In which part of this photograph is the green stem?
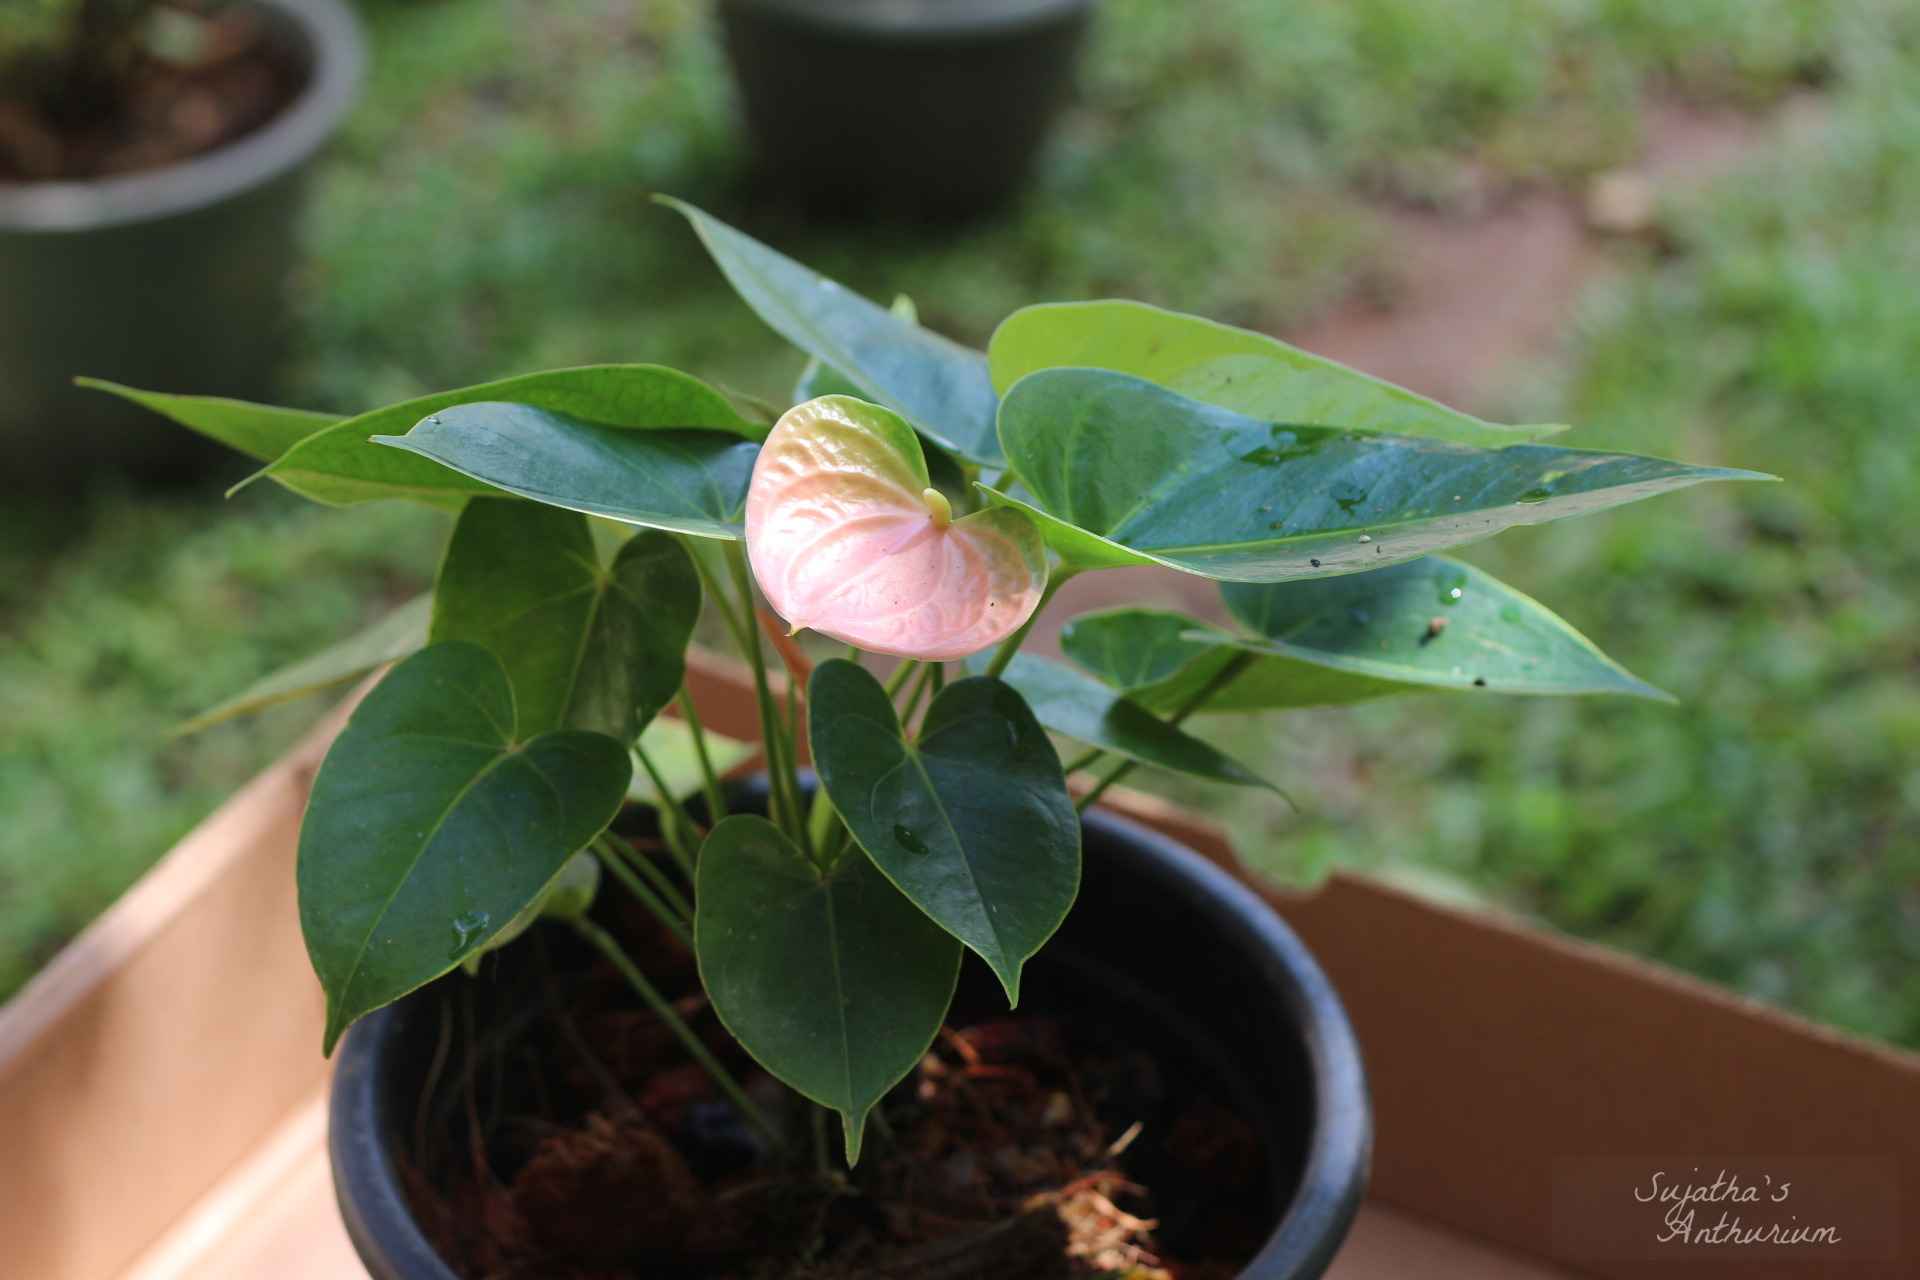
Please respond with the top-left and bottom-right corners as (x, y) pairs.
(1076, 651), (1255, 814)
(591, 838), (692, 947)
(676, 687), (728, 826)
(571, 918), (782, 1146)
(600, 832), (693, 920)
(724, 542), (806, 851)
(1061, 745), (1105, 776)
(883, 659), (921, 699)
(983, 565), (1081, 680)
(635, 741), (700, 877)
(898, 661), (937, 726)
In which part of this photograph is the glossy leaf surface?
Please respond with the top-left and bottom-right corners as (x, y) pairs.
(382, 403), (761, 539)
(988, 300), (1562, 446)
(696, 815), (960, 1164)
(79, 378), (339, 462)
(808, 659), (1078, 1003)
(175, 595), (429, 736)
(665, 199), (1001, 464)
(1061, 556), (1670, 711)
(746, 397), (1043, 659)
(988, 369), (1773, 581)
(300, 643), (631, 1052)
(268, 364), (756, 508)
(982, 652), (1278, 789)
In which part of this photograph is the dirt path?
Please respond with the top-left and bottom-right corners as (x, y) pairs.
(1032, 96), (1816, 649)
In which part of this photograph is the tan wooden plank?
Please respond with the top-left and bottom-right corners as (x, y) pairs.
(113, 1084), (1582, 1280)
(0, 703), (347, 1280)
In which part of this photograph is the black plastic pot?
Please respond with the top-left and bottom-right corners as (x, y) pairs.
(0, 0), (363, 482)
(331, 795), (1371, 1279)
(715, 0), (1093, 217)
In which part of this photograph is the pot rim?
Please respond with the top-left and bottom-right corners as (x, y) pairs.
(330, 799), (1371, 1279)
(718, 0), (1095, 43)
(0, 0), (364, 233)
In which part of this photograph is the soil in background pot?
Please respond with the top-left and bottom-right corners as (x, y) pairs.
(0, 2), (305, 183)
(394, 830), (1278, 1280)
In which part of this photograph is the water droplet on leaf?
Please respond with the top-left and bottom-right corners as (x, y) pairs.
(449, 911), (490, 957)
(893, 824), (930, 855)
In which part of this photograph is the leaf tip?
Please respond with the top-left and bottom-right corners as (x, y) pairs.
(224, 465), (270, 499)
(840, 1108), (867, 1167)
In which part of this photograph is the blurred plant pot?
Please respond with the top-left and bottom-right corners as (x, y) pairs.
(715, 0), (1093, 217)
(0, 0), (363, 483)
(328, 786), (1372, 1279)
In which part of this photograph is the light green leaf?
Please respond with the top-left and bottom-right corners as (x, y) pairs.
(988, 369), (1775, 581)
(1060, 556), (1671, 711)
(300, 643), (632, 1052)
(431, 501), (702, 738)
(808, 659), (1078, 1003)
(987, 299), (1562, 447)
(79, 377), (339, 462)
(379, 402), (761, 539)
(174, 595), (430, 736)
(625, 716), (756, 809)
(663, 198), (1001, 464)
(264, 364), (758, 509)
(695, 815), (960, 1165)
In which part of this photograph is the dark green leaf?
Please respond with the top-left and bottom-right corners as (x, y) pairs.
(174, 595), (430, 736)
(431, 501), (702, 738)
(663, 199), (1001, 464)
(988, 369), (1775, 581)
(79, 377), (338, 462)
(696, 815), (960, 1164)
(808, 659), (1078, 1003)
(301, 643), (632, 1052)
(379, 402), (760, 539)
(1061, 556), (1671, 710)
(975, 653), (1278, 790)
(265, 364), (758, 509)
(988, 300), (1564, 446)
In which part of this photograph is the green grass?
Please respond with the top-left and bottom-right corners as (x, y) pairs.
(4, 0), (1913, 1042)
(1164, 14), (1920, 1045)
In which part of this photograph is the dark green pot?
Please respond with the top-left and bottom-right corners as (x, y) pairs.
(716, 0), (1094, 218)
(0, 0), (363, 483)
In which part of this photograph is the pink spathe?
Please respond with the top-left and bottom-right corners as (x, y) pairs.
(744, 397), (1045, 660)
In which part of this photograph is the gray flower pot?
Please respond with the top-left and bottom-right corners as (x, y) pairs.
(716, 0), (1094, 217)
(0, 0), (364, 482)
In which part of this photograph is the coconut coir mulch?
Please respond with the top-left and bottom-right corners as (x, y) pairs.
(400, 853), (1271, 1280)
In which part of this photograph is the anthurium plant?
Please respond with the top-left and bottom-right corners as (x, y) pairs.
(102, 199), (1770, 1164)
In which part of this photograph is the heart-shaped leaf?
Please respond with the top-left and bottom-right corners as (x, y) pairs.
(432, 500), (702, 738)
(174, 595), (430, 736)
(978, 652), (1279, 791)
(664, 198), (1002, 464)
(746, 396), (1044, 660)
(809, 659), (1079, 1003)
(988, 369), (1775, 581)
(300, 643), (632, 1052)
(1061, 556), (1670, 711)
(79, 378), (340, 462)
(381, 403), (762, 539)
(263, 364), (758, 509)
(696, 815), (961, 1165)
(988, 300), (1563, 447)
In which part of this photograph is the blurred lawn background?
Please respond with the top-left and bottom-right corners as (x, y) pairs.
(3, 0), (1915, 1041)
